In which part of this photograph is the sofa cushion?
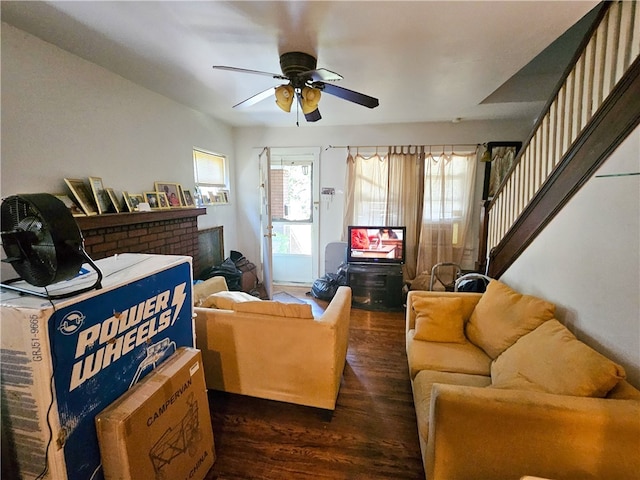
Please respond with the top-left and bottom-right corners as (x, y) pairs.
(233, 300), (314, 319)
(466, 280), (555, 359)
(202, 290), (258, 309)
(492, 319), (626, 397)
(412, 370), (491, 443)
(412, 296), (466, 343)
(406, 331), (491, 379)
(193, 276), (229, 306)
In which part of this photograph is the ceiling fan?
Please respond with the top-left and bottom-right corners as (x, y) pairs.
(213, 51), (379, 123)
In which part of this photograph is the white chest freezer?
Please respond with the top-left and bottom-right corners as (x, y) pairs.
(1, 253), (195, 480)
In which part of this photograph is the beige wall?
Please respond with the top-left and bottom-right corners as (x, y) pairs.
(1, 22), (237, 240)
(501, 126), (640, 387)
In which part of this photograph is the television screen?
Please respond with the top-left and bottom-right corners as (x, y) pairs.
(347, 226), (406, 264)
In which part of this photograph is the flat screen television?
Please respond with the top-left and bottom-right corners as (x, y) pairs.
(347, 226), (406, 264)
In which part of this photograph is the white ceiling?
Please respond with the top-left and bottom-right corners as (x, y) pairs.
(1, 1), (599, 128)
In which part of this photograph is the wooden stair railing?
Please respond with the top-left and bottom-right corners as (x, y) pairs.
(484, 1), (640, 278)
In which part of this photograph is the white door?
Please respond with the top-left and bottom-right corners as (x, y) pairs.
(269, 147), (320, 285)
(258, 148), (273, 299)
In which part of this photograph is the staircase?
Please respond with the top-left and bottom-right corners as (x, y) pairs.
(485, 1), (640, 277)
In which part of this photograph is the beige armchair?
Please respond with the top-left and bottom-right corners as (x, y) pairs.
(194, 284), (352, 410)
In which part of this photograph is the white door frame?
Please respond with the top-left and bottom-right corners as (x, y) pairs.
(267, 146), (320, 285)
(258, 148), (273, 299)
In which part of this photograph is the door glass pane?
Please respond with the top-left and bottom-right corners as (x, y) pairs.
(270, 164), (312, 222)
(272, 223), (312, 255)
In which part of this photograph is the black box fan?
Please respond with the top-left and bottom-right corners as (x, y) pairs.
(1, 193), (102, 299)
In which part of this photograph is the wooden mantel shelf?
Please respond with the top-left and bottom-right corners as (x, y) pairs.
(75, 208), (206, 230)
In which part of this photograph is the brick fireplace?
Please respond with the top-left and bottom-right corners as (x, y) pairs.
(76, 208), (207, 276)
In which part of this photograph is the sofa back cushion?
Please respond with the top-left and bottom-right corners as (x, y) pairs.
(412, 296), (466, 343)
(492, 319), (626, 397)
(201, 290), (258, 309)
(466, 280), (555, 359)
(233, 300), (314, 319)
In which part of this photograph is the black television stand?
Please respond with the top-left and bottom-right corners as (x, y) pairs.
(346, 263), (404, 311)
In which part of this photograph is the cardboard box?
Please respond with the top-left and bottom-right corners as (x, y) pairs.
(0, 253), (195, 479)
(95, 348), (215, 480)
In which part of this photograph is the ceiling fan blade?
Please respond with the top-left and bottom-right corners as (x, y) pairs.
(302, 68), (343, 82)
(295, 92), (322, 122)
(233, 86), (276, 109)
(213, 65), (288, 81)
(304, 108), (322, 122)
(314, 82), (379, 109)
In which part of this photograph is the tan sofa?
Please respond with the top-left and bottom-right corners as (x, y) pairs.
(406, 280), (640, 480)
(193, 277), (352, 410)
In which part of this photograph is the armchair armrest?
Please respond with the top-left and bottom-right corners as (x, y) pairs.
(426, 383), (640, 480)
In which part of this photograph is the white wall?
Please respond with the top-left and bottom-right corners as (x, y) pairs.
(501, 126), (640, 387)
(1, 23), (238, 247)
(233, 120), (532, 277)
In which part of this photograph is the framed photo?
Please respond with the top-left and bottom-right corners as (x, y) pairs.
(54, 194), (86, 217)
(482, 142), (522, 200)
(177, 184), (187, 207)
(105, 188), (121, 213)
(123, 192), (145, 212)
(157, 191), (170, 209)
(64, 178), (98, 216)
(209, 189), (229, 204)
(144, 191), (160, 209)
(154, 182), (183, 207)
(88, 176), (111, 214)
(182, 189), (195, 207)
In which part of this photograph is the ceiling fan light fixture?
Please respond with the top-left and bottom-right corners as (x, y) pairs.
(301, 87), (321, 114)
(275, 85), (294, 112)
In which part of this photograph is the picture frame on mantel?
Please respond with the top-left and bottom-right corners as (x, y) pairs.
(123, 192), (145, 212)
(105, 187), (121, 213)
(64, 178), (98, 216)
(482, 142), (523, 200)
(154, 182), (183, 207)
(88, 176), (111, 215)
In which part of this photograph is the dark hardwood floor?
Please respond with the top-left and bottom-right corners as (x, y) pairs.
(204, 287), (424, 479)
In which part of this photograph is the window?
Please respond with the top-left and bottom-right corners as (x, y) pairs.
(193, 148), (229, 203)
(344, 147), (478, 275)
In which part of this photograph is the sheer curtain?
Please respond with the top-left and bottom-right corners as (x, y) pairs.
(343, 146), (424, 279)
(415, 150), (477, 275)
(343, 146), (477, 280)
(385, 147), (424, 279)
(343, 149), (388, 227)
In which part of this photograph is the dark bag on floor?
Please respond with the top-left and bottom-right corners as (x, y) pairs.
(456, 273), (491, 293)
(230, 250), (259, 293)
(200, 257), (243, 291)
(311, 263), (347, 300)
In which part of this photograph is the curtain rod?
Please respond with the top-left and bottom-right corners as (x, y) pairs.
(325, 143), (480, 151)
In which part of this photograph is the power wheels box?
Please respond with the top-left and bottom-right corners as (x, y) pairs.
(95, 348), (215, 480)
(0, 254), (195, 480)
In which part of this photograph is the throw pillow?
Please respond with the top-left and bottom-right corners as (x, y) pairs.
(233, 301), (314, 319)
(491, 319), (626, 397)
(412, 296), (466, 343)
(466, 280), (555, 359)
(201, 290), (259, 309)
